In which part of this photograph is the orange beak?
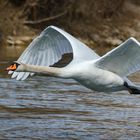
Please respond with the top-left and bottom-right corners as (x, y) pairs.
(6, 64), (17, 71)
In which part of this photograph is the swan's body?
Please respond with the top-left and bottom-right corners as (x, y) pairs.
(7, 26), (140, 94)
(72, 64), (125, 92)
(17, 61), (125, 92)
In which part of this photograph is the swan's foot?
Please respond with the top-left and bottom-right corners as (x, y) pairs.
(124, 81), (140, 94)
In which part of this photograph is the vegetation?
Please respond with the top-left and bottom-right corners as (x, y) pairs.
(1, 0), (140, 54)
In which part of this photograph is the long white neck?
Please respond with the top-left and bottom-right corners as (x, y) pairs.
(17, 64), (69, 78)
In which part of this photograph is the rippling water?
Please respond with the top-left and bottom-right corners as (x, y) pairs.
(0, 47), (140, 139)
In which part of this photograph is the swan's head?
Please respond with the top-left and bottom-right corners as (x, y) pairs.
(6, 61), (23, 71)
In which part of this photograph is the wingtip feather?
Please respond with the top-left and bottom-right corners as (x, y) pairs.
(128, 37), (140, 46)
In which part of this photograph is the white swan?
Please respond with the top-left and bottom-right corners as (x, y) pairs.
(6, 26), (140, 94)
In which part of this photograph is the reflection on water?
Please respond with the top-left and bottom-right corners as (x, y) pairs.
(0, 46), (140, 139)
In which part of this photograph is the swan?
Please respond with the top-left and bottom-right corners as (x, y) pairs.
(6, 25), (140, 94)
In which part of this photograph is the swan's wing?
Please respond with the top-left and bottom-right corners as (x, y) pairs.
(95, 37), (140, 77)
(51, 26), (100, 61)
(9, 25), (99, 80)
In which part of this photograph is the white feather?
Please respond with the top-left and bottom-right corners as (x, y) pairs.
(95, 37), (140, 76)
(10, 26), (99, 80)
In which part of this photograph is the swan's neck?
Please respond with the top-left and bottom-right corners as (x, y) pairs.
(18, 64), (68, 78)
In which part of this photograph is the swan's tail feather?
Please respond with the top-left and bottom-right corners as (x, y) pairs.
(124, 81), (140, 94)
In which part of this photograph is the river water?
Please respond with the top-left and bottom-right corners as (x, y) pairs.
(0, 46), (140, 139)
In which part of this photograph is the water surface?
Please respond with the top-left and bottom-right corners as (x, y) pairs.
(0, 46), (140, 139)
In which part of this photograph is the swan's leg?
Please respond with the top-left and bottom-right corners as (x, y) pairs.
(124, 81), (140, 94)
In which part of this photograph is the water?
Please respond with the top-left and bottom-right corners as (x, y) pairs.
(0, 47), (140, 139)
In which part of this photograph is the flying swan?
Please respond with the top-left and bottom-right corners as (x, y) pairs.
(6, 26), (140, 94)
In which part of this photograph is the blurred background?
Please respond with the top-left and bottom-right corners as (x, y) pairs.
(1, 0), (140, 54)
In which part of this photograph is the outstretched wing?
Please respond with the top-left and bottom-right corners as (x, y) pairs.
(95, 37), (140, 77)
(9, 25), (99, 80)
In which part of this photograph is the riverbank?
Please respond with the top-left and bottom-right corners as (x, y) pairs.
(1, 1), (140, 53)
